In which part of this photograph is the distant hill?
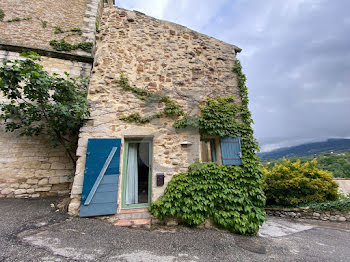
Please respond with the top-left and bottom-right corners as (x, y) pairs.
(259, 138), (350, 159)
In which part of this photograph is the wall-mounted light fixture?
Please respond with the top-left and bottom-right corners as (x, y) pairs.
(180, 141), (192, 148)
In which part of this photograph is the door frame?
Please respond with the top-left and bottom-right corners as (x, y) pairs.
(121, 138), (153, 209)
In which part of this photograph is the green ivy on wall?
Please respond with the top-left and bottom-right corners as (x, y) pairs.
(6, 16), (31, 23)
(49, 39), (93, 53)
(149, 59), (266, 235)
(54, 26), (82, 35)
(0, 9), (4, 21)
(119, 73), (184, 123)
(41, 20), (48, 28)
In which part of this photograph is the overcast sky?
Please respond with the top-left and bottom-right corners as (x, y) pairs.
(114, 0), (350, 151)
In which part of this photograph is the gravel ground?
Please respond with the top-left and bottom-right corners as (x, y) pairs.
(0, 198), (349, 262)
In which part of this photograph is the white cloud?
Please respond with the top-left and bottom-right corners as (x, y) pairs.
(114, 0), (169, 19)
(306, 97), (350, 104)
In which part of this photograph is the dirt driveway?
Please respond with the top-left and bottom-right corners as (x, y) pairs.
(0, 198), (349, 262)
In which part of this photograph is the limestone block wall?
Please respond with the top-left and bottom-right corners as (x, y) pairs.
(69, 6), (242, 215)
(0, 0), (102, 56)
(0, 50), (92, 198)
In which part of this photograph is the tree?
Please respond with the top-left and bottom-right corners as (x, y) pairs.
(0, 52), (90, 167)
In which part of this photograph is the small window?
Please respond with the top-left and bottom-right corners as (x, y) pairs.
(200, 139), (217, 162)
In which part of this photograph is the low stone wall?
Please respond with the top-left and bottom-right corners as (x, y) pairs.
(266, 207), (350, 222)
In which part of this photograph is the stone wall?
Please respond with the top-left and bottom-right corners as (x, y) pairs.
(0, 51), (92, 198)
(334, 178), (350, 194)
(0, 0), (101, 56)
(68, 6), (242, 215)
(266, 207), (350, 222)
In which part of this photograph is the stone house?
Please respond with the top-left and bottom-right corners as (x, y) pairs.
(1, 1), (244, 226)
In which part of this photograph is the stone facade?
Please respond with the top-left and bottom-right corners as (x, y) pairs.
(0, 0), (101, 56)
(0, 0), (100, 198)
(68, 6), (242, 216)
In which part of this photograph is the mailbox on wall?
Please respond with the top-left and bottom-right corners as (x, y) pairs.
(156, 173), (164, 186)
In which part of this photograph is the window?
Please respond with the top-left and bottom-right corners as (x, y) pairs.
(200, 138), (217, 162)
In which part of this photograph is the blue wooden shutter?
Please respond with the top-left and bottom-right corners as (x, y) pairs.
(220, 136), (242, 165)
(80, 139), (121, 217)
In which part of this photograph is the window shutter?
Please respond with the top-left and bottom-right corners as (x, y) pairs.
(220, 136), (242, 165)
(80, 139), (121, 217)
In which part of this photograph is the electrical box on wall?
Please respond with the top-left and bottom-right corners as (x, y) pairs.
(156, 173), (164, 186)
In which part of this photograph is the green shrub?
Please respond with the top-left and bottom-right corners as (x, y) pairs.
(264, 159), (339, 206)
(150, 162), (266, 236)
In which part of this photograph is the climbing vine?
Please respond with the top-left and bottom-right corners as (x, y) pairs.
(149, 59), (266, 235)
(119, 74), (184, 123)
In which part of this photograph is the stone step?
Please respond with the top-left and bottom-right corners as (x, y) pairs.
(117, 211), (151, 220)
(114, 218), (151, 227)
(119, 208), (148, 214)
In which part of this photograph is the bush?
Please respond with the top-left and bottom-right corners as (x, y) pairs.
(264, 159), (339, 206)
(150, 162), (266, 236)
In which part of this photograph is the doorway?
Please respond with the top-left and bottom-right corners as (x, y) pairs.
(122, 139), (152, 208)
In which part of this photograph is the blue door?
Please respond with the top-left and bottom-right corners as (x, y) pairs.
(80, 139), (121, 217)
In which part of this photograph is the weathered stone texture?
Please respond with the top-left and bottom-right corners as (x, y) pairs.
(0, 50), (92, 79)
(69, 7), (241, 215)
(266, 207), (350, 222)
(0, 125), (74, 198)
(0, 0), (101, 55)
(0, 51), (92, 198)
